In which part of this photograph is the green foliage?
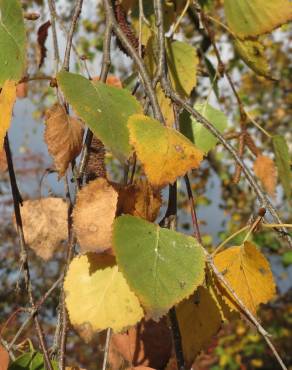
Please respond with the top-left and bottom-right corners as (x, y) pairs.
(0, 0), (26, 86)
(57, 71), (142, 162)
(113, 215), (206, 319)
(9, 352), (58, 370)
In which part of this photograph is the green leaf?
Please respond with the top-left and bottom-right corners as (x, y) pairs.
(57, 71), (142, 162)
(180, 103), (228, 153)
(9, 351), (58, 370)
(272, 135), (291, 199)
(166, 39), (198, 97)
(282, 251), (292, 267)
(113, 215), (206, 319)
(0, 0), (26, 86)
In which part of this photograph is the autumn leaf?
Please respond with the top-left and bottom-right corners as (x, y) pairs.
(64, 253), (143, 340)
(92, 75), (122, 88)
(37, 20), (51, 68)
(272, 135), (291, 199)
(16, 198), (68, 260)
(176, 286), (222, 366)
(253, 155), (277, 197)
(44, 103), (84, 178)
(128, 114), (203, 187)
(0, 80), (17, 147)
(0, 148), (7, 172)
(0, 345), (9, 370)
(0, 0), (26, 86)
(113, 215), (206, 319)
(109, 318), (172, 369)
(73, 178), (118, 253)
(16, 82), (28, 99)
(117, 179), (162, 222)
(214, 241), (276, 315)
(224, 0), (292, 38)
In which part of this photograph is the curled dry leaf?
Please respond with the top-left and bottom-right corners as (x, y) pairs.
(117, 179), (162, 222)
(37, 20), (51, 68)
(44, 103), (84, 178)
(109, 318), (172, 370)
(73, 178), (118, 253)
(16, 198), (68, 260)
(253, 155), (277, 197)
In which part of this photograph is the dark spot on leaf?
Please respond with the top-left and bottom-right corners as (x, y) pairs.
(259, 267), (267, 275)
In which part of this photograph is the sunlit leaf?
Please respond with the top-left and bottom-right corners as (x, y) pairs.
(73, 178), (118, 253)
(214, 241), (276, 315)
(0, 80), (16, 147)
(0, 345), (9, 370)
(44, 103), (84, 178)
(57, 71), (142, 162)
(272, 135), (291, 199)
(64, 253), (144, 340)
(180, 103), (228, 153)
(176, 286), (222, 366)
(113, 215), (206, 319)
(128, 114), (203, 187)
(224, 0), (292, 38)
(166, 39), (198, 97)
(0, 0), (26, 86)
(8, 351), (58, 370)
(253, 155), (277, 197)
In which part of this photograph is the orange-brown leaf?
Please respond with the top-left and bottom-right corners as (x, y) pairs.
(0, 148), (7, 172)
(73, 179), (118, 253)
(254, 155), (277, 197)
(16, 82), (28, 99)
(44, 103), (84, 178)
(117, 179), (162, 222)
(0, 345), (9, 370)
(92, 75), (122, 88)
(109, 318), (172, 369)
(17, 198), (68, 260)
(37, 20), (51, 68)
(0, 80), (17, 148)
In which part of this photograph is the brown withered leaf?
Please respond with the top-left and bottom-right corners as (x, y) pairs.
(73, 179), (118, 253)
(109, 318), (172, 370)
(16, 198), (68, 260)
(37, 20), (51, 68)
(0, 345), (9, 370)
(254, 155), (277, 197)
(0, 148), (7, 172)
(117, 179), (162, 222)
(44, 103), (84, 178)
(16, 82), (28, 99)
(92, 75), (122, 88)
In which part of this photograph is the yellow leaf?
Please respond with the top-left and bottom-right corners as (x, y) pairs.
(224, 0), (292, 38)
(155, 84), (175, 128)
(253, 155), (277, 197)
(16, 198), (68, 261)
(214, 241), (276, 315)
(64, 253), (144, 341)
(128, 114), (203, 187)
(0, 80), (16, 147)
(176, 286), (222, 366)
(44, 103), (84, 178)
(73, 179), (118, 253)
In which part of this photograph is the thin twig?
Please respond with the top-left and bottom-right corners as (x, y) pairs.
(4, 134), (53, 370)
(63, 0), (84, 71)
(47, 0), (60, 73)
(102, 328), (112, 370)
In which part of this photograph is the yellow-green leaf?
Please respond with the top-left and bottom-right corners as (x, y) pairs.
(214, 241), (276, 315)
(234, 38), (273, 80)
(64, 254), (144, 341)
(128, 114), (203, 187)
(224, 0), (292, 38)
(0, 80), (17, 147)
(0, 0), (26, 86)
(272, 135), (291, 199)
